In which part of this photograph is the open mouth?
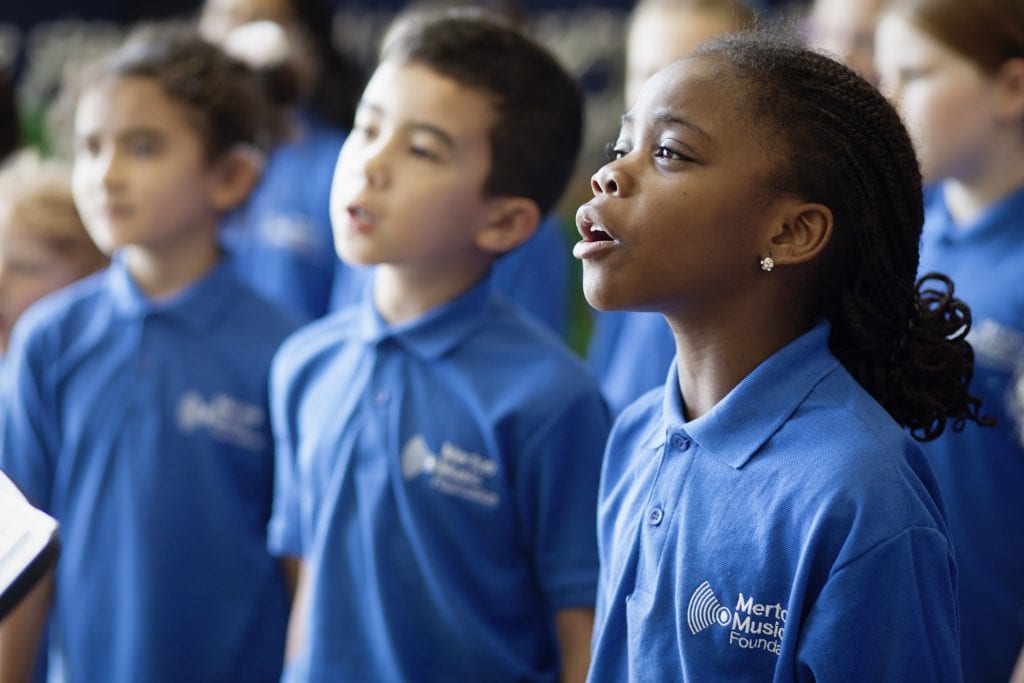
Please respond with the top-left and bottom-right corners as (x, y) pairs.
(576, 205), (618, 243)
(573, 205), (620, 260)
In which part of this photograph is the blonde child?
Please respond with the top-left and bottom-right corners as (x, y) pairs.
(876, 1), (1024, 678)
(0, 26), (300, 682)
(0, 150), (107, 355)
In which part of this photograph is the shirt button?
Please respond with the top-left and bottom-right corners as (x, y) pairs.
(670, 433), (690, 451)
(373, 389), (390, 406)
(648, 507), (664, 526)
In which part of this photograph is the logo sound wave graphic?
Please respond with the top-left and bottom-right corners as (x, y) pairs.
(687, 581), (732, 634)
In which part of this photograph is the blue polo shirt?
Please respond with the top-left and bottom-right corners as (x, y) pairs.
(222, 113), (345, 319)
(270, 276), (610, 682)
(588, 310), (676, 415)
(327, 215), (572, 338)
(0, 255), (300, 683)
(917, 184), (1024, 682)
(589, 322), (961, 682)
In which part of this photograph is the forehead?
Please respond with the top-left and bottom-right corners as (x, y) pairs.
(360, 60), (498, 139)
(74, 76), (200, 137)
(630, 56), (744, 130)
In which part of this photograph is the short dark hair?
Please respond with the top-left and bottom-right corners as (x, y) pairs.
(692, 32), (989, 441)
(381, 9), (584, 215)
(83, 23), (276, 160)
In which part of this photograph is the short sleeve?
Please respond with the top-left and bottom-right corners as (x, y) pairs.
(515, 387), (611, 610)
(0, 323), (59, 512)
(796, 525), (962, 682)
(266, 346), (305, 557)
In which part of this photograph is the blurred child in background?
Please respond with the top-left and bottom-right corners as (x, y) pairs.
(876, 1), (1024, 678)
(200, 0), (364, 320)
(0, 26), (299, 683)
(269, 10), (609, 681)
(0, 150), (107, 357)
(589, 0), (756, 415)
(804, 0), (886, 85)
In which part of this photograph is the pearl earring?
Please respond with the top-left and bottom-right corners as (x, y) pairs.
(760, 255), (775, 272)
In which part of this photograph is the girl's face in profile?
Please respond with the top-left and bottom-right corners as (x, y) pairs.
(575, 57), (787, 318)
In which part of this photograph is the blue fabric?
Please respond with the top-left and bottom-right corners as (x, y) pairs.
(588, 310), (676, 415)
(222, 114), (346, 320)
(270, 276), (610, 682)
(0, 255), (300, 683)
(327, 215), (572, 338)
(589, 322), (961, 682)
(917, 185), (1024, 682)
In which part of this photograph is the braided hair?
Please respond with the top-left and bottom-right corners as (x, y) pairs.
(692, 32), (989, 441)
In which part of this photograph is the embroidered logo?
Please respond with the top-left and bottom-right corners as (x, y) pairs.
(687, 581), (787, 655)
(176, 390), (266, 451)
(400, 434), (500, 508)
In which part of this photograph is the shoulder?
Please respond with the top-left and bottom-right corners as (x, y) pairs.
(271, 308), (361, 390)
(11, 271), (109, 355)
(769, 365), (950, 559)
(469, 296), (603, 403)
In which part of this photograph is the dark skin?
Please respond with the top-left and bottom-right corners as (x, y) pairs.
(576, 56), (834, 420)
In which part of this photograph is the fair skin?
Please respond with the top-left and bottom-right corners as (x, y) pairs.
(0, 216), (93, 353)
(575, 57), (832, 419)
(71, 75), (258, 298)
(0, 75), (261, 683)
(323, 59), (593, 680)
(329, 60), (538, 325)
(875, 13), (1024, 225)
(808, 0), (887, 85)
(625, 4), (744, 107)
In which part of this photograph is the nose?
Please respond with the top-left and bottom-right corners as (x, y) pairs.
(591, 160), (632, 197)
(343, 137), (389, 190)
(96, 149), (124, 190)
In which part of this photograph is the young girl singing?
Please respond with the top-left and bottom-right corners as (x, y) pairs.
(580, 32), (985, 681)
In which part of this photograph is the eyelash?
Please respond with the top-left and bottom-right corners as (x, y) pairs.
(603, 141), (691, 163)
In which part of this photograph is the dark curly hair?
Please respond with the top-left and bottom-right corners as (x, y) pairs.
(692, 32), (989, 441)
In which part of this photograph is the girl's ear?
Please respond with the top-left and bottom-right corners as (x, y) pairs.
(208, 145), (265, 213)
(995, 57), (1024, 124)
(473, 197), (541, 255)
(767, 201), (834, 267)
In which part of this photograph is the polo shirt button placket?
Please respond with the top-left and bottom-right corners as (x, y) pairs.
(669, 433), (691, 452)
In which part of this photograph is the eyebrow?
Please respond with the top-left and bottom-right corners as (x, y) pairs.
(73, 126), (164, 146)
(621, 111), (716, 148)
(360, 102), (457, 151)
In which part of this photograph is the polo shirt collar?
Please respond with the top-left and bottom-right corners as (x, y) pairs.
(649, 320), (839, 469)
(106, 252), (241, 333)
(356, 275), (493, 361)
(927, 183), (1024, 244)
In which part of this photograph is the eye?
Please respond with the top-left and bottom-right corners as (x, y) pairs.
(654, 143), (694, 163)
(410, 145), (441, 162)
(74, 137), (101, 158)
(131, 140), (159, 158)
(604, 141), (629, 161)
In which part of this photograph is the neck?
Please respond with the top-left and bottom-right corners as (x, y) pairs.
(942, 132), (1024, 226)
(372, 258), (491, 325)
(123, 230), (221, 299)
(665, 285), (811, 421)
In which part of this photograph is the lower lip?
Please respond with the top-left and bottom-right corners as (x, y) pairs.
(346, 212), (376, 234)
(573, 239), (619, 259)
